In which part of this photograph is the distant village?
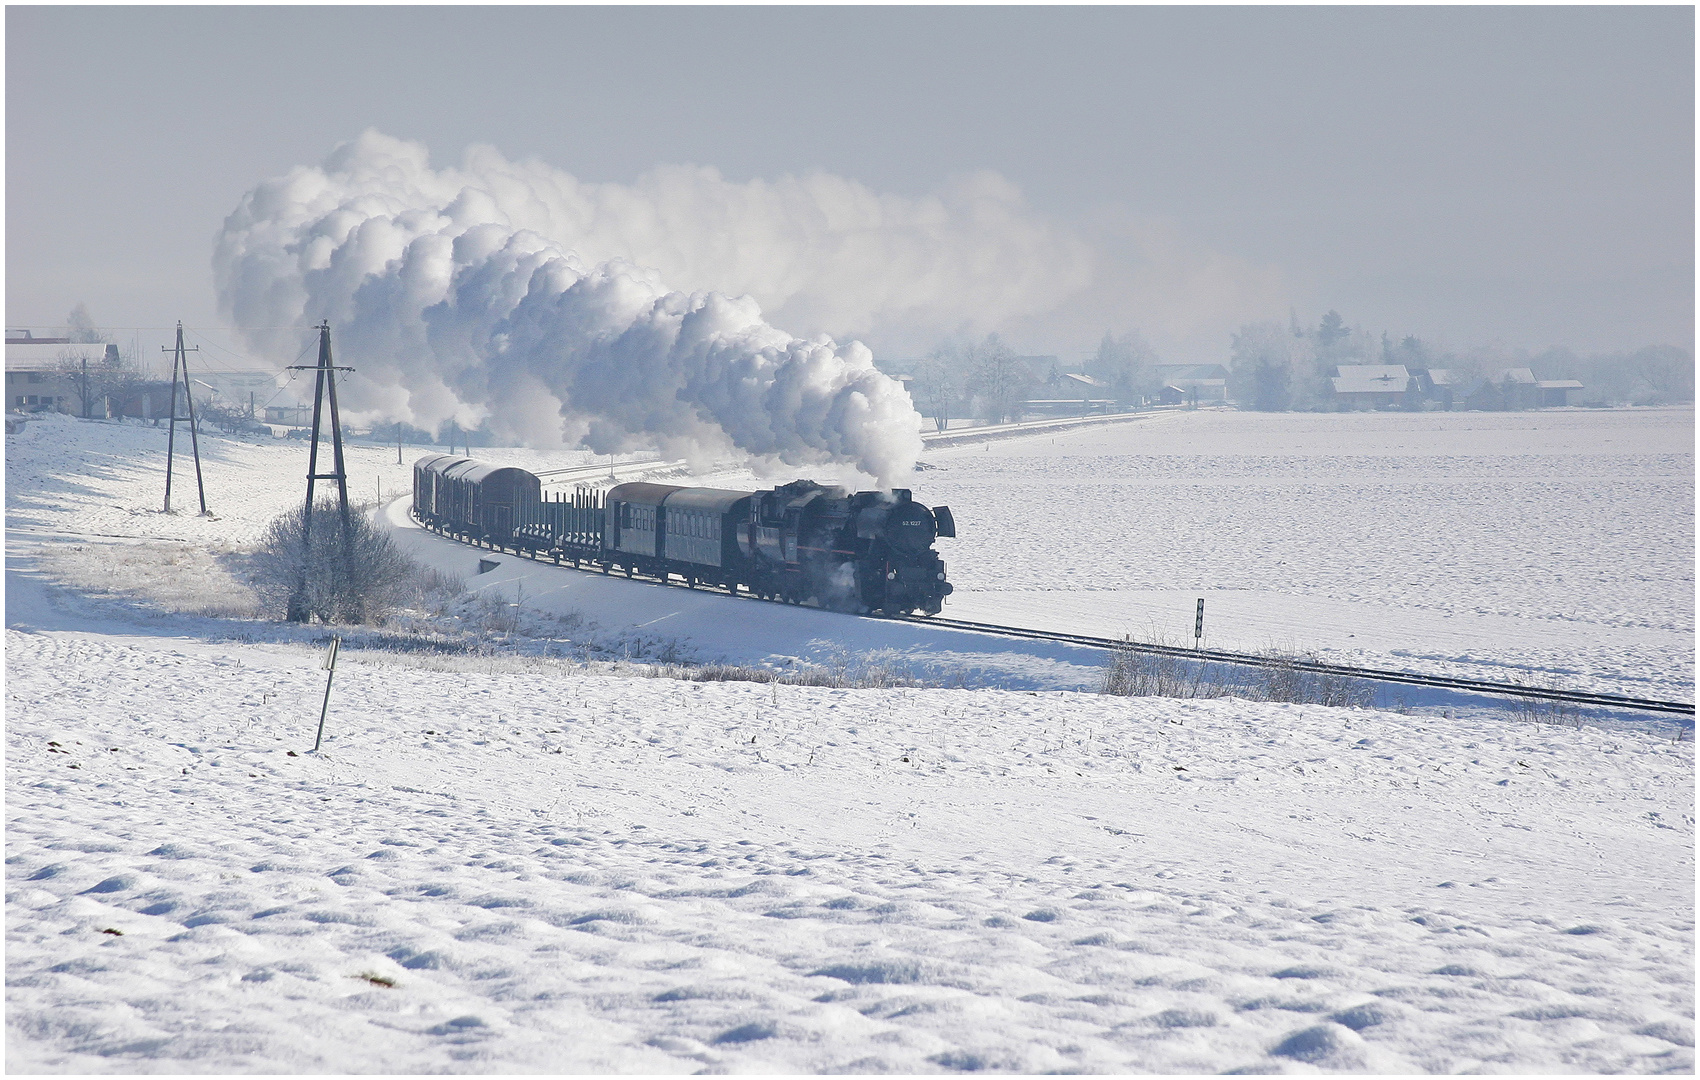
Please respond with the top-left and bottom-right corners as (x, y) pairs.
(6, 306), (1691, 442)
(879, 308), (1690, 433)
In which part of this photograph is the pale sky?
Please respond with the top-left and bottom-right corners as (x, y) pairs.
(7, 6), (1693, 368)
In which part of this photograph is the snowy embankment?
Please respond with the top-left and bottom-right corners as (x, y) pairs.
(5, 410), (1694, 1072)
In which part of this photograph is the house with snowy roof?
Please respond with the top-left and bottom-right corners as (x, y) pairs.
(1151, 363), (1228, 405)
(1534, 378), (1585, 406)
(5, 338), (118, 413)
(1418, 369), (1460, 409)
(1022, 371), (1119, 415)
(1330, 365), (1414, 408)
(1452, 368), (1586, 410)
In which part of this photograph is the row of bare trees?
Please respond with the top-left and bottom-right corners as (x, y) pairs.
(904, 329), (1164, 429)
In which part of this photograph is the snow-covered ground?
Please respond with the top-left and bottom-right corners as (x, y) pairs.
(919, 407), (1694, 701)
(6, 408), (1694, 1072)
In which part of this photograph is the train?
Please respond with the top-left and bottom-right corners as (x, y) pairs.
(411, 455), (956, 616)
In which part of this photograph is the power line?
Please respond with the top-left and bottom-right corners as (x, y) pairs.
(6, 324), (318, 333)
(181, 325), (311, 372)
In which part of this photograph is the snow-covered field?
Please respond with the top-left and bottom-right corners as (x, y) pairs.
(6, 408), (1694, 1073)
(920, 407), (1695, 702)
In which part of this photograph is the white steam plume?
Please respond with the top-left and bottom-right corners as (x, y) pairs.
(215, 130), (998, 484)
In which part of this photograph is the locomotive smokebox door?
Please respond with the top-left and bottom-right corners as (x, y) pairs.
(933, 506), (956, 538)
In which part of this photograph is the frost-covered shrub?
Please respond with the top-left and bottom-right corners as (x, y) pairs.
(249, 501), (419, 624)
(1100, 643), (1227, 700)
(1099, 641), (1374, 707)
(1253, 650), (1374, 708)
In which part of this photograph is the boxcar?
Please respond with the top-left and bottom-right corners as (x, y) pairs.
(413, 455), (540, 540)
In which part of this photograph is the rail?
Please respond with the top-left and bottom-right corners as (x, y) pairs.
(906, 616), (1695, 718)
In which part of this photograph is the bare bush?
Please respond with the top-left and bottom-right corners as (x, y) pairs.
(1252, 650), (1375, 708)
(416, 568), (467, 612)
(1100, 638), (1374, 707)
(1100, 645), (1228, 699)
(1504, 672), (1585, 728)
(249, 501), (419, 625)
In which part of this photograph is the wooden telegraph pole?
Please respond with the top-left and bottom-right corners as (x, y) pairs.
(162, 322), (208, 515)
(285, 322), (356, 622)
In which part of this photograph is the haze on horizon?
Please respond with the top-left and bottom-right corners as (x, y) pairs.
(6, 6), (1693, 370)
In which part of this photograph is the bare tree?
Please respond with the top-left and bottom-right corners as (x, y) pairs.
(198, 398), (264, 434)
(249, 501), (420, 625)
(1630, 345), (1695, 404)
(1088, 330), (1157, 402)
(1229, 322), (1307, 411)
(964, 333), (1033, 424)
(52, 345), (130, 419)
(907, 352), (962, 432)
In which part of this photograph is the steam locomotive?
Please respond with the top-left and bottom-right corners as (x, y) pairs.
(411, 455), (956, 616)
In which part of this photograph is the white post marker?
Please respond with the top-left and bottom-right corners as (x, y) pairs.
(1195, 598), (1205, 650)
(312, 635), (341, 753)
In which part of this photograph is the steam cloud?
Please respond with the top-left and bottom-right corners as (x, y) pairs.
(216, 131), (1092, 484)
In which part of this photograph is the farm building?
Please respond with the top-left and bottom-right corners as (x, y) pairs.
(1535, 378), (1585, 406)
(5, 338), (117, 413)
(1331, 365), (1415, 408)
(1152, 364), (1229, 405)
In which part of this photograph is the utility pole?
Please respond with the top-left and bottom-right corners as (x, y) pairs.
(285, 322), (355, 622)
(161, 322), (207, 515)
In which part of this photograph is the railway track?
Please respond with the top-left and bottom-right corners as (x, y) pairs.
(424, 517), (1694, 720)
(907, 616), (1695, 718)
(531, 457), (685, 483)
